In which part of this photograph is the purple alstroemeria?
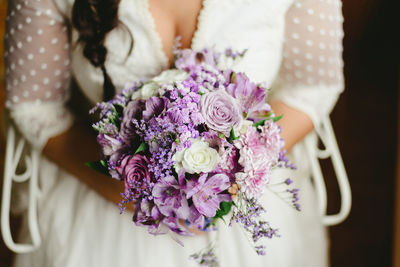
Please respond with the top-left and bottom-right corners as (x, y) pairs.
(186, 173), (232, 218)
(133, 200), (167, 235)
(97, 133), (125, 179)
(97, 133), (122, 157)
(120, 100), (145, 145)
(225, 72), (271, 118)
(152, 175), (190, 220)
(143, 96), (167, 121)
(166, 107), (190, 124)
(175, 48), (219, 72)
(162, 216), (192, 236)
(187, 205), (205, 230)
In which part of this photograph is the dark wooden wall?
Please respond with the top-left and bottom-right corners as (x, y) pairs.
(0, 0), (399, 266)
(328, 0), (399, 266)
(394, 83), (400, 267)
(0, 1), (9, 266)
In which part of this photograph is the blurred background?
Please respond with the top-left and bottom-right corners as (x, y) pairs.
(0, 0), (399, 266)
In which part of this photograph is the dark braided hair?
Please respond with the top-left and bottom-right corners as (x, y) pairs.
(72, 0), (121, 101)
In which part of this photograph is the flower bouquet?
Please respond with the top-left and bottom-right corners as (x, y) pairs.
(88, 47), (299, 263)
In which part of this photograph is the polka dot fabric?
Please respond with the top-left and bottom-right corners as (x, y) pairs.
(282, 0), (343, 85)
(272, 0), (344, 126)
(4, 0), (73, 147)
(5, 0), (70, 107)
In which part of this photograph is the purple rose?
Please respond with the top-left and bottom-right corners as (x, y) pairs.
(200, 90), (243, 136)
(117, 154), (152, 193)
(186, 173), (231, 217)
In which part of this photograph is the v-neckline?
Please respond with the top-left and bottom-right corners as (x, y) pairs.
(143, 0), (209, 66)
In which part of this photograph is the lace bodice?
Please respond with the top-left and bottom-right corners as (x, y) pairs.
(5, 0), (344, 148)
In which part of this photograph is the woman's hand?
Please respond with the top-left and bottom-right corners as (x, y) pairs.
(43, 120), (126, 206)
(270, 100), (314, 152)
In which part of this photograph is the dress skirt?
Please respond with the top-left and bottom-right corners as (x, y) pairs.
(13, 142), (328, 267)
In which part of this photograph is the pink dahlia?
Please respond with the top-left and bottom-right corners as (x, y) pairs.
(234, 123), (282, 198)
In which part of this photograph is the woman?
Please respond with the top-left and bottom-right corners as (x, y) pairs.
(3, 0), (345, 266)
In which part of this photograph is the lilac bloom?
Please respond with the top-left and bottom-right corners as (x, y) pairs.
(152, 175), (190, 219)
(186, 173), (232, 218)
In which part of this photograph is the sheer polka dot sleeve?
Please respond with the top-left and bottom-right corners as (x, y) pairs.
(271, 0), (344, 127)
(4, 0), (73, 148)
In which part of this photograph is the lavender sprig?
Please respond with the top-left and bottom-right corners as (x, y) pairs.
(190, 246), (219, 267)
(230, 193), (280, 255)
(277, 149), (297, 170)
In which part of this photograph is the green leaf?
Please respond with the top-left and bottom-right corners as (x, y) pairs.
(273, 115), (283, 122)
(134, 142), (147, 154)
(253, 119), (266, 128)
(252, 114), (283, 128)
(218, 132), (225, 139)
(228, 126), (239, 143)
(100, 160), (107, 168)
(85, 161), (110, 176)
(230, 72), (237, 83)
(114, 104), (124, 117)
(259, 111), (273, 118)
(213, 201), (234, 224)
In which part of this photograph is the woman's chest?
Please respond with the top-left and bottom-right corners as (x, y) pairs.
(58, 0), (294, 103)
(148, 0), (203, 63)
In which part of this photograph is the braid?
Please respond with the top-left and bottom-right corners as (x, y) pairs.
(72, 0), (121, 101)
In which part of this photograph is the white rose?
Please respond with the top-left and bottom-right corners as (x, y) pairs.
(172, 139), (220, 174)
(131, 82), (159, 100)
(153, 69), (189, 84)
(132, 70), (189, 100)
(140, 82), (159, 99)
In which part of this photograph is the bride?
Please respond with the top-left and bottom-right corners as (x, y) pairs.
(2, 0), (348, 266)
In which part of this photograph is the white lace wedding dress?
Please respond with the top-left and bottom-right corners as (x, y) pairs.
(3, 0), (347, 266)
